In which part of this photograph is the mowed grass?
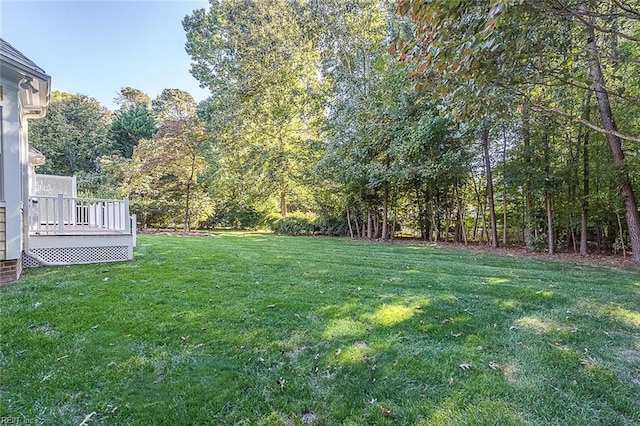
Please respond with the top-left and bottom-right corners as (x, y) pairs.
(1, 232), (639, 425)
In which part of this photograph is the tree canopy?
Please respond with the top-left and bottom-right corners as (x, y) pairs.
(28, 0), (640, 260)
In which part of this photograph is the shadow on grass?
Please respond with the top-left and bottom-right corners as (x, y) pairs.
(2, 233), (639, 425)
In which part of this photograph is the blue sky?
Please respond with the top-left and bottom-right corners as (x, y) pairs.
(0, 0), (210, 111)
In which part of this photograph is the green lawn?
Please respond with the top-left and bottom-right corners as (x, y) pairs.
(1, 232), (639, 425)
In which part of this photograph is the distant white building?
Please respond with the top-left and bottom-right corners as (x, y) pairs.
(0, 38), (136, 285)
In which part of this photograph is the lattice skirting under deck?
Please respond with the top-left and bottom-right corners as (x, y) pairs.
(23, 246), (130, 268)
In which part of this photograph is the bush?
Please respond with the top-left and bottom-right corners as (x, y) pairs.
(205, 204), (265, 229)
(313, 214), (350, 237)
(267, 211), (317, 236)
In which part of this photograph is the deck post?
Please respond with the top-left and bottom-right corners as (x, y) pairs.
(57, 193), (64, 232)
(124, 197), (130, 233)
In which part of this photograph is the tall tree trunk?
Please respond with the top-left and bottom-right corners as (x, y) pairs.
(367, 209), (373, 239)
(586, 24), (640, 262)
(522, 102), (533, 249)
(546, 197), (555, 254)
(455, 183), (467, 245)
(184, 181), (191, 232)
(374, 211), (380, 239)
(381, 186), (389, 240)
(347, 208), (354, 238)
(616, 212), (627, 258)
(580, 89), (592, 256)
(472, 176), (481, 240)
(444, 209), (451, 243)
(184, 151), (197, 232)
(543, 118), (555, 255)
(280, 190), (287, 217)
(416, 187), (426, 240)
(431, 201), (439, 242)
(482, 128), (499, 248)
(501, 122), (508, 246)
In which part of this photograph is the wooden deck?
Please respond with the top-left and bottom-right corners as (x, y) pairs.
(25, 194), (136, 267)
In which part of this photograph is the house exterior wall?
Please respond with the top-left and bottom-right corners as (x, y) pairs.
(0, 80), (24, 262)
(0, 258), (22, 285)
(0, 205), (6, 260)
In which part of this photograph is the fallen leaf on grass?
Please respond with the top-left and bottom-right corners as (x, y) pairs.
(180, 336), (190, 342)
(79, 412), (96, 426)
(380, 406), (392, 416)
(579, 358), (594, 367)
(489, 361), (502, 371)
(302, 412), (317, 424)
(335, 348), (342, 356)
(267, 304), (276, 308)
(459, 363), (472, 370)
(451, 332), (463, 337)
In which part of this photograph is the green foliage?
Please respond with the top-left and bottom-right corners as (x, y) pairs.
(113, 86), (151, 109)
(109, 104), (157, 158)
(121, 90), (212, 231)
(152, 88), (197, 123)
(267, 211), (317, 236)
(206, 203), (265, 229)
(313, 213), (350, 237)
(184, 0), (323, 216)
(29, 91), (111, 177)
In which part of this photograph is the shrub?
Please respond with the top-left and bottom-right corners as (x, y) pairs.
(313, 214), (350, 237)
(205, 204), (265, 229)
(267, 211), (317, 236)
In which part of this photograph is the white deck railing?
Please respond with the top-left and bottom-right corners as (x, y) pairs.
(28, 194), (133, 235)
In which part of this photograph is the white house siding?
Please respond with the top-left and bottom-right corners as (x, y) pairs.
(0, 81), (23, 262)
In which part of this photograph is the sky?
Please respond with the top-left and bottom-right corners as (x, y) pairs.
(0, 0), (211, 111)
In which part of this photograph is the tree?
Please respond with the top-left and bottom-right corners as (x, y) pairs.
(152, 88), (197, 123)
(114, 86), (152, 109)
(109, 103), (157, 158)
(29, 91), (111, 177)
(184, 0), (322, 217)
(122, 89), (212, 231)
(396, 0), (640, 259)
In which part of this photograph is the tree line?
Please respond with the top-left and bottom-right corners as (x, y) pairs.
(29, 0), (640, 259)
